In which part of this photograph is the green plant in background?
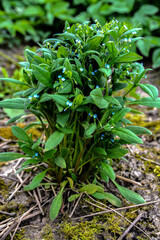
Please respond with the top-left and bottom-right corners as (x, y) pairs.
(0, 20), (160, 220)
(1, 0), (160, 67)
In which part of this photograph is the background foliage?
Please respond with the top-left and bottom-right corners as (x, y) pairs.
(0, 0), (160, 67)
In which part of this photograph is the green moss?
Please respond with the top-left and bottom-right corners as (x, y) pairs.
(60, 219), (103, 240)
(41, 223), (55, 240)
(5, 229), (27, 240)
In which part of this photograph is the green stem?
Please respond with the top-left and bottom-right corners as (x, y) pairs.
(74, 138), (90, 173)
(58, 167), (63, 183)
(123, 85), (135, 98)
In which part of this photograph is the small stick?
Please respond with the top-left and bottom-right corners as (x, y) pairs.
(7, 173), (31, 202)
(139, 156), (160, 167)
(33, 190), (44, 215)
(37, 188), (42, 203)
(69, 193), (83, 218)
(0, 211), (16, 217)
(116, 174), (143, 187)
(0, 217), (12, 226)
(73, 200), (160, 220)
(85, 194), (151, 240)
(117, 212), (144, 240)
(0, 174), (19, 182)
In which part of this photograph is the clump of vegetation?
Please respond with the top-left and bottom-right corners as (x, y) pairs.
(0, 19), (160, 220)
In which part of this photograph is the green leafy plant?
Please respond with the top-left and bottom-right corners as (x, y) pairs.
(0, 20), (160, 220)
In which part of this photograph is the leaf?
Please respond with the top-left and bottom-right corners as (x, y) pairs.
(90, 88), (108, 109)
(68, 194), (80, 202)
(121, 28), (142, 37)
(0, 78), (28, 86)
(56, 126), (74, 134)
(54, 156), (66, 168)
(44, 149), (57, 161)
(106, 148), (128, 158)
(116, 52), (143, 63)
(22, 159), (39, 167)
(85, 123), (96, 137)
(138, 84), (158, 100)
(101, 162), (116, 181)
(67, 177), (74, 189)
(0, 152), (26, 162)
(84, 35), (103, 51)
(79, 184), (98, 194)
(126, 126), (152, 135)
(56, 111), (70, 127)
(40, 93), (69, 107)
(21, 144), (34, 156)
(94, 147), (107, 155)
(126, 97), (160, 108)
(45, 131), (64, 151)
(24, 170), (47, 191)
(112, 180), (146, 204)
(109, 108), (131, 124)
(49, 188), (64, 220)
(113, 127), (143, 144)
(6, 113), (26, 124)
(11, 126), (31, 144)
(92, 192), (122, 207)
(57, 46), (68, 58)
(152, 48), (160, 68)
(0, 98), (25, 109)
(98, 68), (112, 77)
(32, 64), (52, 88)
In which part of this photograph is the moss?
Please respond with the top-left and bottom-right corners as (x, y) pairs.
(41, 223), (55, 240)
(0, 178), (10, 199)
(60, 219), (103, 240)
(5, 229), (27, 240)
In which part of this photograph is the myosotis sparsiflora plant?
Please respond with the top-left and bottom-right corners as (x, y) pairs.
(0, 19), (160, 220)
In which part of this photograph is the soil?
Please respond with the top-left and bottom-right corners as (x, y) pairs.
(0, 47), (160, 240)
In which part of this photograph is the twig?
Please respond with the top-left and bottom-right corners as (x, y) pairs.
(0, 211), (16, 217)
(116, 174), (142, 187)
(37, 188), (42, 203)
(85, 194), (151, 240)
(0, 174), (19, 183)
(72, 199), (160, 220)
(7, 173), (31, 202)
(33, 190), (44, 215)
(139, 156), (160, 167)
(0, 222), (17, 240)
(117, 212), (144, 240)
(69, 193), (83, 218)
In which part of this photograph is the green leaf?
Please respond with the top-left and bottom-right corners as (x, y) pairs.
(0, 98), (25, 109)
(116, 52), (143, 63)
(44, 149), (57, 161)
(6, 113), (26, 124)
(84, 35), (103, 51)
(0, 78), (28, 86)
(79, 184), (98, 194)
(54, 156), (66, 168)
(85, 123), (96, 137)
(56, 125), (74, 134)
(32, 64), (52, 88)
(68, 194), (80, 202)
(138, 84), (158, 100)
(112, 180), (146, 204)
(113, 127), (143, 144)
(94, 147), (107, 155)
(56, 111), (70, 127)
(98, 68), (112, 77)
(126, 126), (152, 135)
(121, 28), (142, 37)
(22, 159), (39, 167)
(40, 93), (69, 107)
(57, 46), (68, 58)
(58, 81), (72, 94)
(126, 97), (160, 108)
(109, 108), (131, 124)
(106, 148), (128, 158)
(21, 144), (34, 156)
(101, 162), (116, 181)
(152, 48), (160, 68)
(49, 188), (64, 220)
(0, 152), (26, 162)
(92, 192), (122, 207)
(24, 170), (47, 191)
(45, 131), (64, 151)
(90, 88), (108, 109)
(11, 126), (31, 144)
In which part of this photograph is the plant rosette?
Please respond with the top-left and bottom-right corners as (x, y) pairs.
(0, 20), (160, 220)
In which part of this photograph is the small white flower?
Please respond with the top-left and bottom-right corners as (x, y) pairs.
(124, 25), (128, 30)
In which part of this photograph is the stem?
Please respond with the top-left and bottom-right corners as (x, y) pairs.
(74, 138), (90, 173)
(123, 85), (135, 98)
(105, 78), (108, 96)
(58, 167), (63, 183)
